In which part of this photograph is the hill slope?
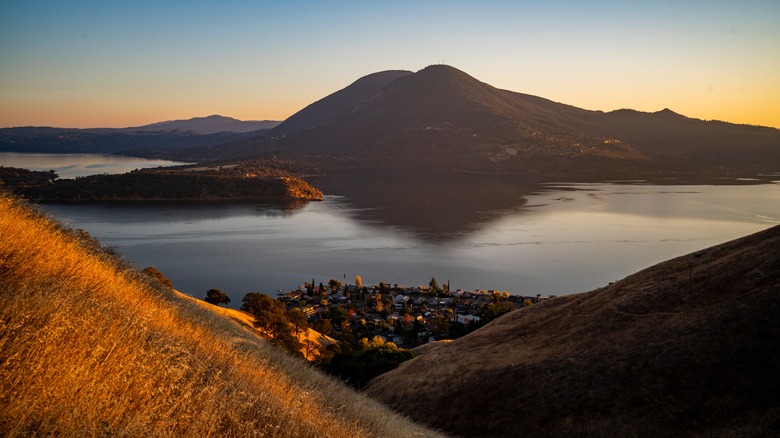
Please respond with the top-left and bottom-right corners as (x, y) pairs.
(271, 70), (412, 135)
(365, 225), (780, 437)
(0, 192), (441, 437)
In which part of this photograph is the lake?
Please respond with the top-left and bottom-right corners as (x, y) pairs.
(0, 152), (190, 178)
(28, 166), (779, 307)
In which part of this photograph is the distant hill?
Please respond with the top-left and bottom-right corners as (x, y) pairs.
(136, 114), (280, 134)
(0, 115), (279, 155)
(365, 225), (780, 437)
(594, 108), (780, 167)
(0, 192), (440, 437)
(193, 65), (780, 175)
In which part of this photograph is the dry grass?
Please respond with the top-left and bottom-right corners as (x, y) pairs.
(0, 192), (443, 437)
(366, 225), (780, 437)
(176, 292), (336, 361)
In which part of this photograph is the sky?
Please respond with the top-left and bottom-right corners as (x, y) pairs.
(1, 0), (778, 129)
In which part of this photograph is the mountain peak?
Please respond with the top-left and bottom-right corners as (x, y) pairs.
(417, 64), (463, 74)
(411, 64), (481, 86)
(655, 108), (685, 119)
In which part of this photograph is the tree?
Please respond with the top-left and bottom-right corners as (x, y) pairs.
(429, 277), (441, 295)
(481, 299), (516, 322)
(257, 311), (289, 339)
(287, 308), (309, 336)
(441, 280), (450, 297)
(313, 318), (333, 335)
(204, 288), (230, 306)
(328, 278), (342, 291)
(355, 275), (363, 289)
(326, 306), (349, 327)
(273, 330), (303, 358)
(143, 266), (173, 289)
(324, 336), (413, 388)
(433, 314), (450, 335)
(241, 292), (283, 317)
(240, 292), (301, 356)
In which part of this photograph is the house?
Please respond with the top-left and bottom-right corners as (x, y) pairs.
(393, 295), (410, 308)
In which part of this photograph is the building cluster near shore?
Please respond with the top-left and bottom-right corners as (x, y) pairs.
(278, 280), (557, 347)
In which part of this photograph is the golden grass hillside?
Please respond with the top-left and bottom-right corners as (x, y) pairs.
(365, 225), (780, 437)
(0, 192), (443, 437)
(176, 292), (335, 362)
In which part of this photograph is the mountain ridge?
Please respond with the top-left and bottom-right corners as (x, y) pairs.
(135, 114), (280, 134)
(190, 65), (779, 175)
(0, 115), (280, 155)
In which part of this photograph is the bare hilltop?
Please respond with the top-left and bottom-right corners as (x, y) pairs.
(365, 224), (780, 437)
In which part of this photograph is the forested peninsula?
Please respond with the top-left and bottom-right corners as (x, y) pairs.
(0, 160), (322, 202)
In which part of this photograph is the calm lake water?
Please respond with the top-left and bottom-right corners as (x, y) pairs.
(27, 165), (779, 307)
(0, 152), (189, 178)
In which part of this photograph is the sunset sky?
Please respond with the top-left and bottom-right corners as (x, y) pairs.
(1, 1), (778, 129)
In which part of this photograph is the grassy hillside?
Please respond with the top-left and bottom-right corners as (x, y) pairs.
(0, 192), (441, 437)
(176, 291), (335, 362)
(365, 225), (780, 437)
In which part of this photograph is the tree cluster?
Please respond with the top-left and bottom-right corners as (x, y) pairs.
(241, 293), (305, 357)
(204, 288), (230, 306)
(142, 266), (173, 289)
(323, 336), (413, 388)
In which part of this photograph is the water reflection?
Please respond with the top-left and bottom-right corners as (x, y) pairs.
(37, 170), (780, 306)
(44, 200), (309, 225)
(313, 171), (780, 242)
(313, 170), (541, 241)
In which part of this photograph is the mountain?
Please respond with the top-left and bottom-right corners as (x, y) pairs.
(196, 65), (779, 175)
(594, 108), (780, 167)
(0, 115), (279, 156)
(136, 114), (280, 134)
(364, 225), (780, 437)
(272, 70), (412, 135)
(0, 192), (440, 437)
(263, 65), (643, 171)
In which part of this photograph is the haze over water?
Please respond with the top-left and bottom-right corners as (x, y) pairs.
(0, 152), (189, 179)
(35, 166), (779, 307)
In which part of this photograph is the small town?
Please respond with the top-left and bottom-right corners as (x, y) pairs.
(277, 276), (557, 347)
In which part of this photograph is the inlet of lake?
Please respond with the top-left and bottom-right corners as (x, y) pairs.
(2, 153), (778, 306)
